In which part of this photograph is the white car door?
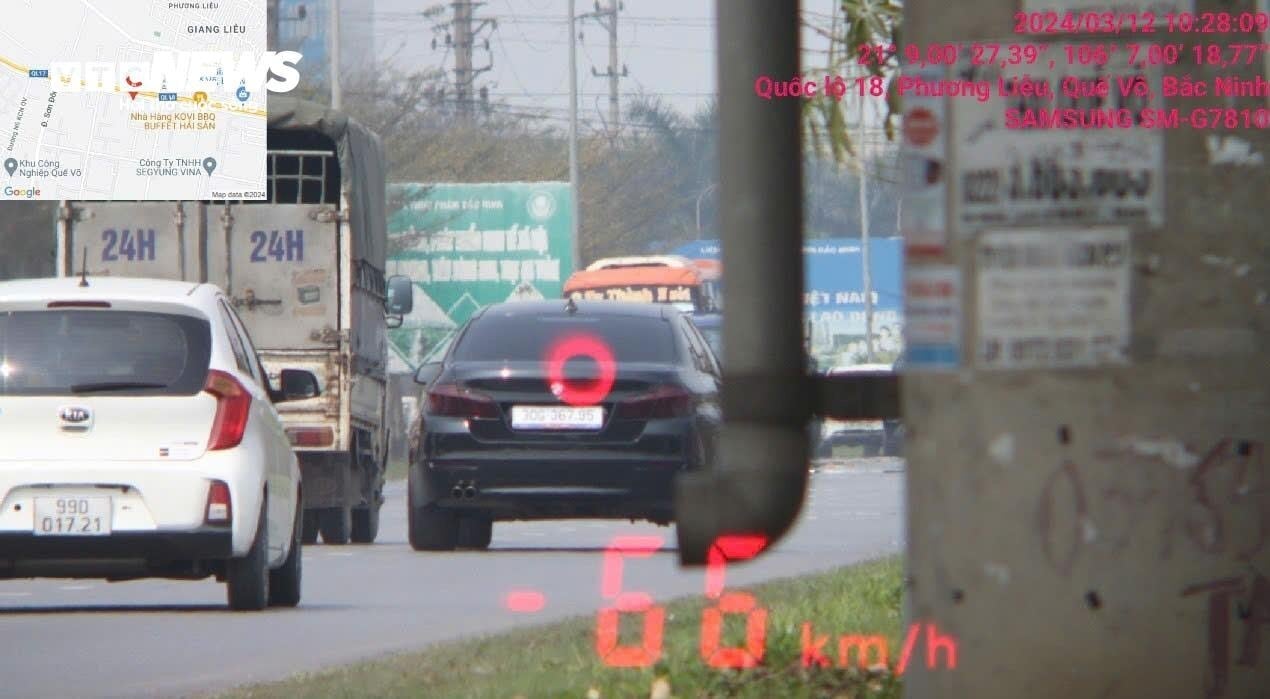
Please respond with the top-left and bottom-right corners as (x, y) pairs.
(217, 299), (295, 565)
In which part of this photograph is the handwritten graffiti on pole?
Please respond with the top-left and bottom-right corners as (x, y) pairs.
(1036, 460), (1088, 577)
(1182, 573), (1269, 699)
(1036, 438), (1267, 576)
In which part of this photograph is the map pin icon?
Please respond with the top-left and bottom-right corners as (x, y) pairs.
(202, 157), (217, 176)
(3, 158), (16, 177)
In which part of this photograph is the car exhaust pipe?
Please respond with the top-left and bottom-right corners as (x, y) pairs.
(451, 484), (465, 499)
(464, 485), (477, 499)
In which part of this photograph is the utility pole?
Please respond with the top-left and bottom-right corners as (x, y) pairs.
(568, 0), (581, 271)
(584, 1), (627, 139)
(897, 1), (1270, 697)
(267, 0), (279, 50)
(432, 1), (495, 121)
(453, 0), (472, 119)
(329, 0), (342, 109)
(858, 85), (873, 362)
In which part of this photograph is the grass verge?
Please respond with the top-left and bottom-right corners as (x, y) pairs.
(218, 556), (904, 699)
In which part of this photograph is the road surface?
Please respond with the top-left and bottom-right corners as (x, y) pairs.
(0, 464), (903, 698)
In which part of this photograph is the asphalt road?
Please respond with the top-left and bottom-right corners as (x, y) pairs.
(0, 462), (904, 699)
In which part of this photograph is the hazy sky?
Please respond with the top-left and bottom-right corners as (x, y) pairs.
(372, 0), (840, 129)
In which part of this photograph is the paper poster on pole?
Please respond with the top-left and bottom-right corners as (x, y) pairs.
(904, 266), (962, 370)
(950, 48), (1164, 232)
(900, 65), (948, 256)
(976, 227), (1131, 370)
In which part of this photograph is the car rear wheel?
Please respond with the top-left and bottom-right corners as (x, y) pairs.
(227, 503), (269, 611)
(351, 501), (381, 544)
(409, 503), (458, 551)
(318, 506), (351, 544)
(268, 503), (303, 607)
(456, 516), (492, 550)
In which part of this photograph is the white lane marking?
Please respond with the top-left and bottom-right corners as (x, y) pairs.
(59, 585), (92, 591)
(326, 552), (354, 557)
(0, 592), (32, 597)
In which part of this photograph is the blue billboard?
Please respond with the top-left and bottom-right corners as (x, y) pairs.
(672, 237), (905, 364)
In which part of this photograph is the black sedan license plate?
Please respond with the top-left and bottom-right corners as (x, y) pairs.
(510, 405), (603, 430)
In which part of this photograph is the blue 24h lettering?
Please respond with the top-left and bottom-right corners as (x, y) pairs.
(249, 230), (304, 262)
(101, 229), (156, 262)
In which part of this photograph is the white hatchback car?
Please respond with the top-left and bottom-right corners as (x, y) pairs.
(0, 277), (316, 610)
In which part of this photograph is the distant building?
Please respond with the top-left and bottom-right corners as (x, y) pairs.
(276, 0), (377, 90)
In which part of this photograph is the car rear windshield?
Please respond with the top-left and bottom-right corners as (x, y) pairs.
(452, 313), (678, 363)
(0, 310), (212, 396)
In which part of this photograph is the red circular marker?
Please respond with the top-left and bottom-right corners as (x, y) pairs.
(545, 333), (617, 406)
(902, 107), (939, 148)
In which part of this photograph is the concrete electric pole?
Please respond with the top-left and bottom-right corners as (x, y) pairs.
(438, 0), (495, 121)
(568, 0), (581, 272)
(267, 0), (279, 50)
(452, 0), (472, 119)
(585, 1), (627, 139)
(858, 87), (874, 363)
(898, 1), (1270, 697)
(328, 0), (341, 110)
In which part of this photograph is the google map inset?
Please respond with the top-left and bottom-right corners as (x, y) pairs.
(0, 0), (273, 200)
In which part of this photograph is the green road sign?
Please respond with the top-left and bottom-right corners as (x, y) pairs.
(386, 182), (574, 369)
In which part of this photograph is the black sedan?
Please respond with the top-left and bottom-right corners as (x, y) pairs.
(407, 300), (722, 551)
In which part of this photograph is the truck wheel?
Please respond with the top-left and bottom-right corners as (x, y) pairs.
(318, 506), (351, 545)
(301, 510), (319, 545)
(268, 503), (303, 607)
(351, 502), (381, 544)
(456, 516), (492, 550)
(227, 503), (269, 611)
(409, 503), (458, 551)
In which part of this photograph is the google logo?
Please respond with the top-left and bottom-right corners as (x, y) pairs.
(3, 186), (42, 199)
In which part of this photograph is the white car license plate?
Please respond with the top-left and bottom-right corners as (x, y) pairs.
(33, 496), (112, 536)
(510, 405), (604, 430)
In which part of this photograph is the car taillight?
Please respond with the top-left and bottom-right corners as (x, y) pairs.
(616, 385), (694, 419)
(206, 480), (232, 524)
(204, 370), (251, 450)
(427, 383), (499, 418)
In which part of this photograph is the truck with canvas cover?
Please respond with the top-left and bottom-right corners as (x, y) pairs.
(54, 96), (413, 545)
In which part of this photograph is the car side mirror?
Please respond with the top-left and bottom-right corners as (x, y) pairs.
(277, 369), (321, 403)
(386, 275), (414, 316)
(413, 362), (443, 387)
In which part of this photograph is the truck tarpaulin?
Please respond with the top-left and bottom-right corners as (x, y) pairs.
(267, 95), (387, 270)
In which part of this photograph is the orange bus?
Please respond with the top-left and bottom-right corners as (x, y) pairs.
(563, 255), (718, 313)
(690, 258), (722, 309)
